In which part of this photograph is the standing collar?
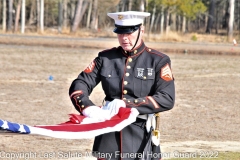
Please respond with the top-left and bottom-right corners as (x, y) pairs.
(122, 40), (146, 57)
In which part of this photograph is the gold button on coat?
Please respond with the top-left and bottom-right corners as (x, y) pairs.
(134, 99), (138, 103)
(134, 50), (137, 54)
(128, 58), (132, 62)
(125, 73), (130, 76)
(127, 66), (131, 69)
(124, 81), (128, 85)
(123, 90), (127, 94)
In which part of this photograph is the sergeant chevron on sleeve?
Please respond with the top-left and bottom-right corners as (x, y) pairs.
(69, 11), (175, 160)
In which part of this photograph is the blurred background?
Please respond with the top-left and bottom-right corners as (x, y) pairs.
(0, 0), (240, 43)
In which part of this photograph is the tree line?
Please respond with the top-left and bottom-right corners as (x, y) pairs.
(0, 0), (239, 41)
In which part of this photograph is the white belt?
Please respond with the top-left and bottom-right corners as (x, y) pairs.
(137, 114), (148, 120)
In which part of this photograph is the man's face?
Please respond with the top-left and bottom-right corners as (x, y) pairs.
(117, 26), (144, 51)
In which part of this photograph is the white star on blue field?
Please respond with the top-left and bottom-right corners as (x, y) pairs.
(0, 119), (30, 134)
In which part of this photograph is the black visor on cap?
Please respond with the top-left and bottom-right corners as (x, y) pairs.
(114, 24), (142, 34)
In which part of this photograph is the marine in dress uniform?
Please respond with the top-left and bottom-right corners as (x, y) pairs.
(69, 11), (175, 160)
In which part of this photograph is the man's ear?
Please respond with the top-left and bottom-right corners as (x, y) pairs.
(141, 26), (145, 33)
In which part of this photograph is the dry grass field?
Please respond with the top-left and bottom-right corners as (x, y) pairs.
(0, 37), (240, 160)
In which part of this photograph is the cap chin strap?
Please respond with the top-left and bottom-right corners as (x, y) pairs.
(130, 27), (141, 51)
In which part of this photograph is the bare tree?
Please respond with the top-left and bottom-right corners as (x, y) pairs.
(36, 0), (40, 31)
(63, 0), (68, 30)
(182, 15), (186, 33)
(214, 1), (220, 34)
(171, 13), (176, 31)
(121, 0), (126, 11)
(70, 0), (76, 23)
(228, 0), (235, 41)
(160, 7), (164, 34)
(58, 0), (63, 33)
(238, 0), (240, 38)
(28, 1), (36, 25)
(40, 0), (44, 33)
(154, 13), (160, 32)
(7, 0), (13, 32)
(206, 0), (216, 34)
(128, 0), (132, 11)
(86, 0), (93, 28)
(2, 0), (7, 32)
(21, 0), (26, 33)
(0, 1), (1, 19)
(149, 3), (156, 33)
(71, 0), (83, 32)
(14, 0), (22, 33)
(139, 0), (145, 12)
(71, 0), (89, 32)
(165, 9), (170, 35)
(90, 0), (98, 30)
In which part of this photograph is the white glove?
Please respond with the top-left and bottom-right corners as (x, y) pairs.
(146, 114), (155, 133)
(82, 106), (109, 121)
(102, 99), (126, 118)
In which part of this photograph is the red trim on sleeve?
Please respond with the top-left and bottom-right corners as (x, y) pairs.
(70, 90), (83, 98)
(147, 96), (160, 108)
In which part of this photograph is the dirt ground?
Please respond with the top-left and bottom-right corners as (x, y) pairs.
(0, 38), (240, 160)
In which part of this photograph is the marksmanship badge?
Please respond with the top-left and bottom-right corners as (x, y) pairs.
(147, 68), (153, 76)
(137, 68), (144, 78)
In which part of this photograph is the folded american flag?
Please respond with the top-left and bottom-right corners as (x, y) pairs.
(0, 108), (139, 139)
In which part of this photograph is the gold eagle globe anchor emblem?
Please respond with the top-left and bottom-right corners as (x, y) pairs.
(118, 15), (123, 20)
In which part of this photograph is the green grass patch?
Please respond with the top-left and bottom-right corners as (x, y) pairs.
(191, 35), (198, 41)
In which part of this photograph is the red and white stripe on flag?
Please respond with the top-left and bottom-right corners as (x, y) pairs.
(0, 108), (139, 139)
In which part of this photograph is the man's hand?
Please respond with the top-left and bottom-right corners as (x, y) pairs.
(102, 99), (126, 118)
(82, 106), (109, 121)
(82, 99), (126, 121)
